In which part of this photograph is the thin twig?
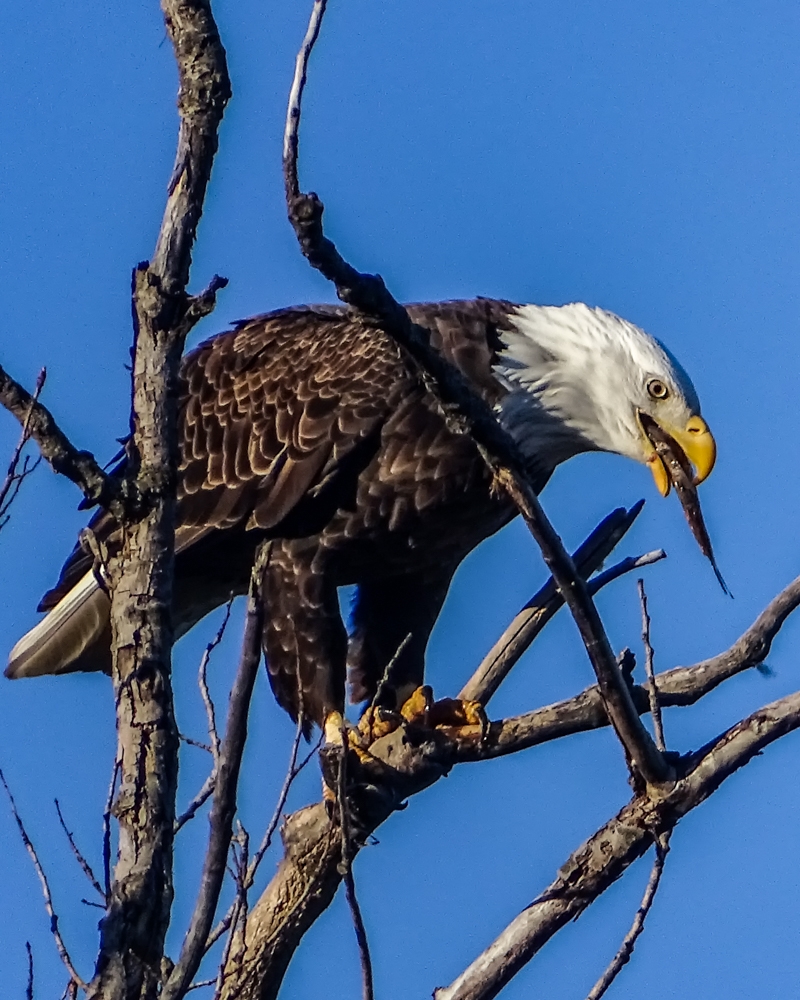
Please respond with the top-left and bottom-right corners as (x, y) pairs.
(0, 367), (45, 529)
(246, 708), (307, 884)
(584, 585), (671, 1000)
(175, 773), (216, 833)
(205, 715), (317, 953)
(370, 633), (412, 713)
(54, 799), (105, 901)
(587, 833), (672, 1000)
(213, 825), (251, 1000)
(213, 899), (242, 998)
(181, 734), (213, 753)
(179, 608), (235, 835)
(283, 0), (328, 200)
(199, 600), (234, 766)
(638, 580), (666, 751)
(338, 726), (374, 1000)
(0, 769), (87, 991)
(283, 0), (669, 788)
(26, 941), (34, 1000)
(102, 757), (119, 902)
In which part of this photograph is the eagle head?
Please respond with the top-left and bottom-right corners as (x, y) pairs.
(494, 302), (716, 495)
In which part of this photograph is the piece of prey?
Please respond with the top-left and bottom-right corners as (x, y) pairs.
(641, 414), (729, 595)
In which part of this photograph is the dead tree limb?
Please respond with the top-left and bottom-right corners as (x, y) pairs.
(460, 500), (664, 704)
(220, 569), (800, 999)
(282, 0), (669, 788)
(0, 363), (125, 517)
(584, 583), (671, 1000)
(163, 548), (268, 1000)
(435, 690), (800, 1000)
(89, 2), (230, 998)
(584, 833), (670, 1000)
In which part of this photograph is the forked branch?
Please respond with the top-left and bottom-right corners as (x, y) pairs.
(435, 690), (800, 1000)
(283, 0), (669, 787)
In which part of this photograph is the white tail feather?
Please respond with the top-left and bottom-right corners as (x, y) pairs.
(6, 573), (111, 678)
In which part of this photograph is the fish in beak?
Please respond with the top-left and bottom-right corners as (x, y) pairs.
(638, 412), (728, 594)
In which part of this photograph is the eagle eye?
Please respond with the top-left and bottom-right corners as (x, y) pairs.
(647, 378), (669, 401)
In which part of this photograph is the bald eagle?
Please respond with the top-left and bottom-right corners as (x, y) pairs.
(6, 299), (716, 730)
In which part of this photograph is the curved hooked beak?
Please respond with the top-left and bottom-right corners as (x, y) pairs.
(639, 413), (717, 497)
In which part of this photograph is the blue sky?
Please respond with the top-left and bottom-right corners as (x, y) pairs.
(2, 0), (800, 996)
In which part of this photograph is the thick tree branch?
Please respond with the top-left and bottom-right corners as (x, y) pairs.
(283, 0), (669, 787)
(435, 690), (800, 1000)
(90, 2), (230, 998)
(458, 571), (800, 760)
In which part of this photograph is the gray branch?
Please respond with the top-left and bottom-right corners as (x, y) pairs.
(435, 690), (800, 1000)
(163, 551), (267, 1000)
(220, 572), (800, 999)
(90, 2), (230, 997)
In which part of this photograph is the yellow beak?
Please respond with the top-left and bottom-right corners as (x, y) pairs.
(644, 414), (717, 497)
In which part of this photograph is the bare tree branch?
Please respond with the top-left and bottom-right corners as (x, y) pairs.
(584, 585), (671, 1000)
(338, 730), (374, 1000)
(282, 0), (669, 788)
(586, 833), (671, 1000)
(638, 580), (666, 751)
(102, 757), (120, 904)
(459, 572), (800, 761)
(0, 367), (45, 529)
(54, 799), (105, 902)
(206, 716), (314, 957)
(0, 363), (125, 517)
(0, 768), (87, 991)
(221, 563), (800, 1000)
(162, 547), (268, 1000)
(435, 690), (800, 1000)
(91, 1), (230, 995)
(26, 941), (34, 1000)
(199, 600), (233, 766)
(460, 501), (661, 704)
(175, 774), (216, 834)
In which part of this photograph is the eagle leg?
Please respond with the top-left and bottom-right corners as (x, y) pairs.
(347, 564), (458, 709)
(261, 539), (348, 732)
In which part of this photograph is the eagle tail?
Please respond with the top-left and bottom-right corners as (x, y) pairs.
(6, 573), (112, 679)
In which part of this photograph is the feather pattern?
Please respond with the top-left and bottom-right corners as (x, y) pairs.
(6, 298), (710, 729)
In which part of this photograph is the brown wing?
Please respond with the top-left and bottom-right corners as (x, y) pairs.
(38, 306), (417, 609)
(37, 300), (518, 613)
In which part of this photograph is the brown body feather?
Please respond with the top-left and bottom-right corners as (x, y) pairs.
(12, 300), (537, 727)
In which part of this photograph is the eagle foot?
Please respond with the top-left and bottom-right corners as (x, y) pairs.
(356, 686), (491, 744)
(402, 689), (490, 743)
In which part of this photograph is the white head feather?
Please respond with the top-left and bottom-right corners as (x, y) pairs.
(494, 302), (703, 470)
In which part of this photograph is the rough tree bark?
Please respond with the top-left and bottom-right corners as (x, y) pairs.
(87, 3), (230, 998)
